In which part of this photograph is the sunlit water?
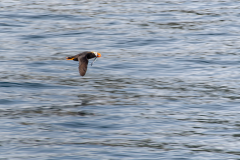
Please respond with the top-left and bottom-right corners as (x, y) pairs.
(1, 0), (240, 159)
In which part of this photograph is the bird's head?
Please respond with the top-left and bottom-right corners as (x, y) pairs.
(91, 51), (101, 66)
(92, 51), (101, 58)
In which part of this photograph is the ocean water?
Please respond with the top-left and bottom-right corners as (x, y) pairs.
(1, 0), (240, 159)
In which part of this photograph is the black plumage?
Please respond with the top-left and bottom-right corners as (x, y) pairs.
(66, 51), (101, 76)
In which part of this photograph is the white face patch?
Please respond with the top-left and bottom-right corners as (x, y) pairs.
(91, 51), (98, 57)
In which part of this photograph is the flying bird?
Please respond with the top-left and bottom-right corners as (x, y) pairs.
(66, 51), (101, 76)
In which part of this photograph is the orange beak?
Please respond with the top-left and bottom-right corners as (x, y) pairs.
(97, 53), (101, 58)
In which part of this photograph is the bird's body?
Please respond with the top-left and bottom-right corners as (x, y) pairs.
(66, 51), (101, 76)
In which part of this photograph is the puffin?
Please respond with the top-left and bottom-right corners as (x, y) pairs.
(66, 51), (101, 76)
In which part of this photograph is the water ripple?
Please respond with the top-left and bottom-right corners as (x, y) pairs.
(1, 0), (240, 159)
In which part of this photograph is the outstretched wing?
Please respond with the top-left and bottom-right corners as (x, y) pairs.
(78, 56), (89, 76)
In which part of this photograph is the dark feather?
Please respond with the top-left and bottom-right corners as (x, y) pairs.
(78, 56), (89, 76)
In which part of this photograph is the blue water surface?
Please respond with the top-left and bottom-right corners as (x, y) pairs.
(1, 0), (240, 159)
